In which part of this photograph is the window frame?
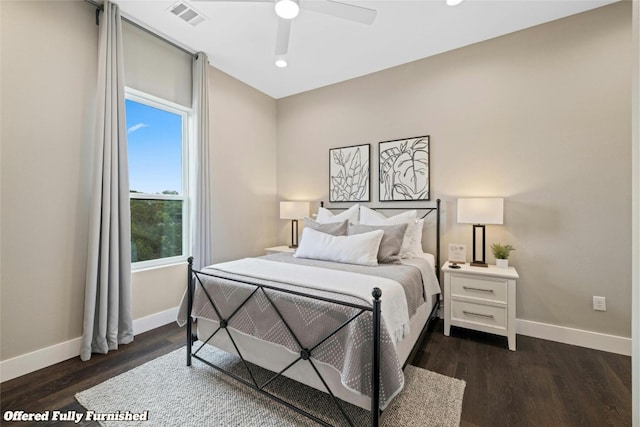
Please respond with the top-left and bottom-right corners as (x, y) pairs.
(126, 88), (192, 270)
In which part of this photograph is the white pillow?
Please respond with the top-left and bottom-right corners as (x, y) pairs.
(294, 227), (383, 266)
(360, 206), (416, 225)
(316, 204), (360, 224)
(359, 206), (423, 258)
(408, 218), (425, 257)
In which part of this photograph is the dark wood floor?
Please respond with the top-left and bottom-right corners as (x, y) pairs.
(415, 322), (632, 427)
(1, 320), (631, 426)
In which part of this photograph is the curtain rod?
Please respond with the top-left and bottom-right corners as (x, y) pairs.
(85, 0), (198, 58)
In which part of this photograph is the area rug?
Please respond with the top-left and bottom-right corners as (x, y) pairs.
(76, 345), (465, 426)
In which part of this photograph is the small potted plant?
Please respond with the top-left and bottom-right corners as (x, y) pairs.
(491, 243), (515, 269)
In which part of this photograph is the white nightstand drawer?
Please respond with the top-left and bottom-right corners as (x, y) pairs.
(451, 275), (507, 304)
(451, 300), (507, 329)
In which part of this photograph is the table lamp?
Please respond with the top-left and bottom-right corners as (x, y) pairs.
(457, 198), (504, 267)
(280, 201), (309, 248)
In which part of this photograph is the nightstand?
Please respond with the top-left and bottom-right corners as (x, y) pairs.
(265, 246), (296, 255)
(442, 262), (519, 351)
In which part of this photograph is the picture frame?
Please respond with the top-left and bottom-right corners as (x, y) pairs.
(448, 243), (467, 264)
(329, 144), (370, 202)
(379, 135), (430, 201)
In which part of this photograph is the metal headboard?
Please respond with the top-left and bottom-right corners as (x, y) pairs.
(319, 199), (442, 279)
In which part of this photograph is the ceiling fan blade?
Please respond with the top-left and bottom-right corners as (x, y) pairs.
(301, 0), (377, 25)
(275, 18), (292, 55)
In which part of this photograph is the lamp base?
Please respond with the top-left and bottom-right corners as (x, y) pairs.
(470, 224), (488, 267)
(289, 219), (299, 248)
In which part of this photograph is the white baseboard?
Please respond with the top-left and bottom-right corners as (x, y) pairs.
(516, 319), (631, 356)
(133, 306), (179, 335)
(0, 306), (179, 383)
(0, 337), (83, 383)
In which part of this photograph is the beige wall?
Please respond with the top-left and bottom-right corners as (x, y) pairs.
(209, 67), (278, 263)
(131, 264), (186, 320)
(277, 2), (632, 337)
(1, 0), (97, 360)
(0, 1), (277, 360)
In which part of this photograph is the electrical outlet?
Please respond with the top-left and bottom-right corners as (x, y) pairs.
(593, 296), (606, 311)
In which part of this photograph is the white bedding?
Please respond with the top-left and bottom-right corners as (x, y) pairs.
(211, 257), (411, 344)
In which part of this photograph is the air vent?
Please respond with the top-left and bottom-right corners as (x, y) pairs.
(169, 2), (206, 27)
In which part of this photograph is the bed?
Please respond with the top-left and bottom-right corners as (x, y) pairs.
(178, 201), (441, 426)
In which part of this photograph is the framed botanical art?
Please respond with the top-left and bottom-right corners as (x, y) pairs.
(379, 135), (430, 201)
(329, 144), (370, 202)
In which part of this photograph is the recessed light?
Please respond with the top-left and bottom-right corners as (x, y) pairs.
(275, 58), (288, 68)
(446, 0), (464, 5)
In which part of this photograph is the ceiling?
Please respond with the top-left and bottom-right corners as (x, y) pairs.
(113, 0), (618, 99)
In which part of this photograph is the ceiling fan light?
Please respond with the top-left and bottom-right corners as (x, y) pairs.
(275, 0), (299, 19)
(446, 0), (464, 6)
(275, 57), (288, 68)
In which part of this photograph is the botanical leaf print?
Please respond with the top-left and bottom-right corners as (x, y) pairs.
(329, 145), (370, 202)
(379, 136), (430, 201)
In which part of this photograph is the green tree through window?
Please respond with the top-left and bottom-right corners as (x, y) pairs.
(130, 197), (182, 263)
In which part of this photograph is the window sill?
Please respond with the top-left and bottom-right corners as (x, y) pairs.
(131, 257), (189, 273)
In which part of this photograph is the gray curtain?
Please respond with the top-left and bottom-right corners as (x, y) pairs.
(81, 1), (133, 362)
(192, 52), (213, 269)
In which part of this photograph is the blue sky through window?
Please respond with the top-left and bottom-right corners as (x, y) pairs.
(126, 99), (182, 194)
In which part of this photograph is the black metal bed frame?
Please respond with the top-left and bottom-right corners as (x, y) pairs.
(186, 200), (441, 427)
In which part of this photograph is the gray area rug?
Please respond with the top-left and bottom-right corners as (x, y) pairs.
(76, 345), (465, 426)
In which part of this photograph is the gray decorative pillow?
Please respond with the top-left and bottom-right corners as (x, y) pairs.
(303, 217), (348, 236)
(348, 223), (408, 264)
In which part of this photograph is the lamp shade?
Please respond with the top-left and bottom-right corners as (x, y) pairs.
(280, 201), (309, 220)
(457, 198), (504, 225)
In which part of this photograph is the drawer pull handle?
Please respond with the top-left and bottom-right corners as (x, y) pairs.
(463, 286), (494, 293)
(463, 310), (495, 319)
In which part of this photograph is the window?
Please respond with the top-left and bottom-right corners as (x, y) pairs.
(126, 89), (191, 268)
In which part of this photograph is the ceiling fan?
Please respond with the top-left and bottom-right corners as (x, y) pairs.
(192, 0), (377, 66)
